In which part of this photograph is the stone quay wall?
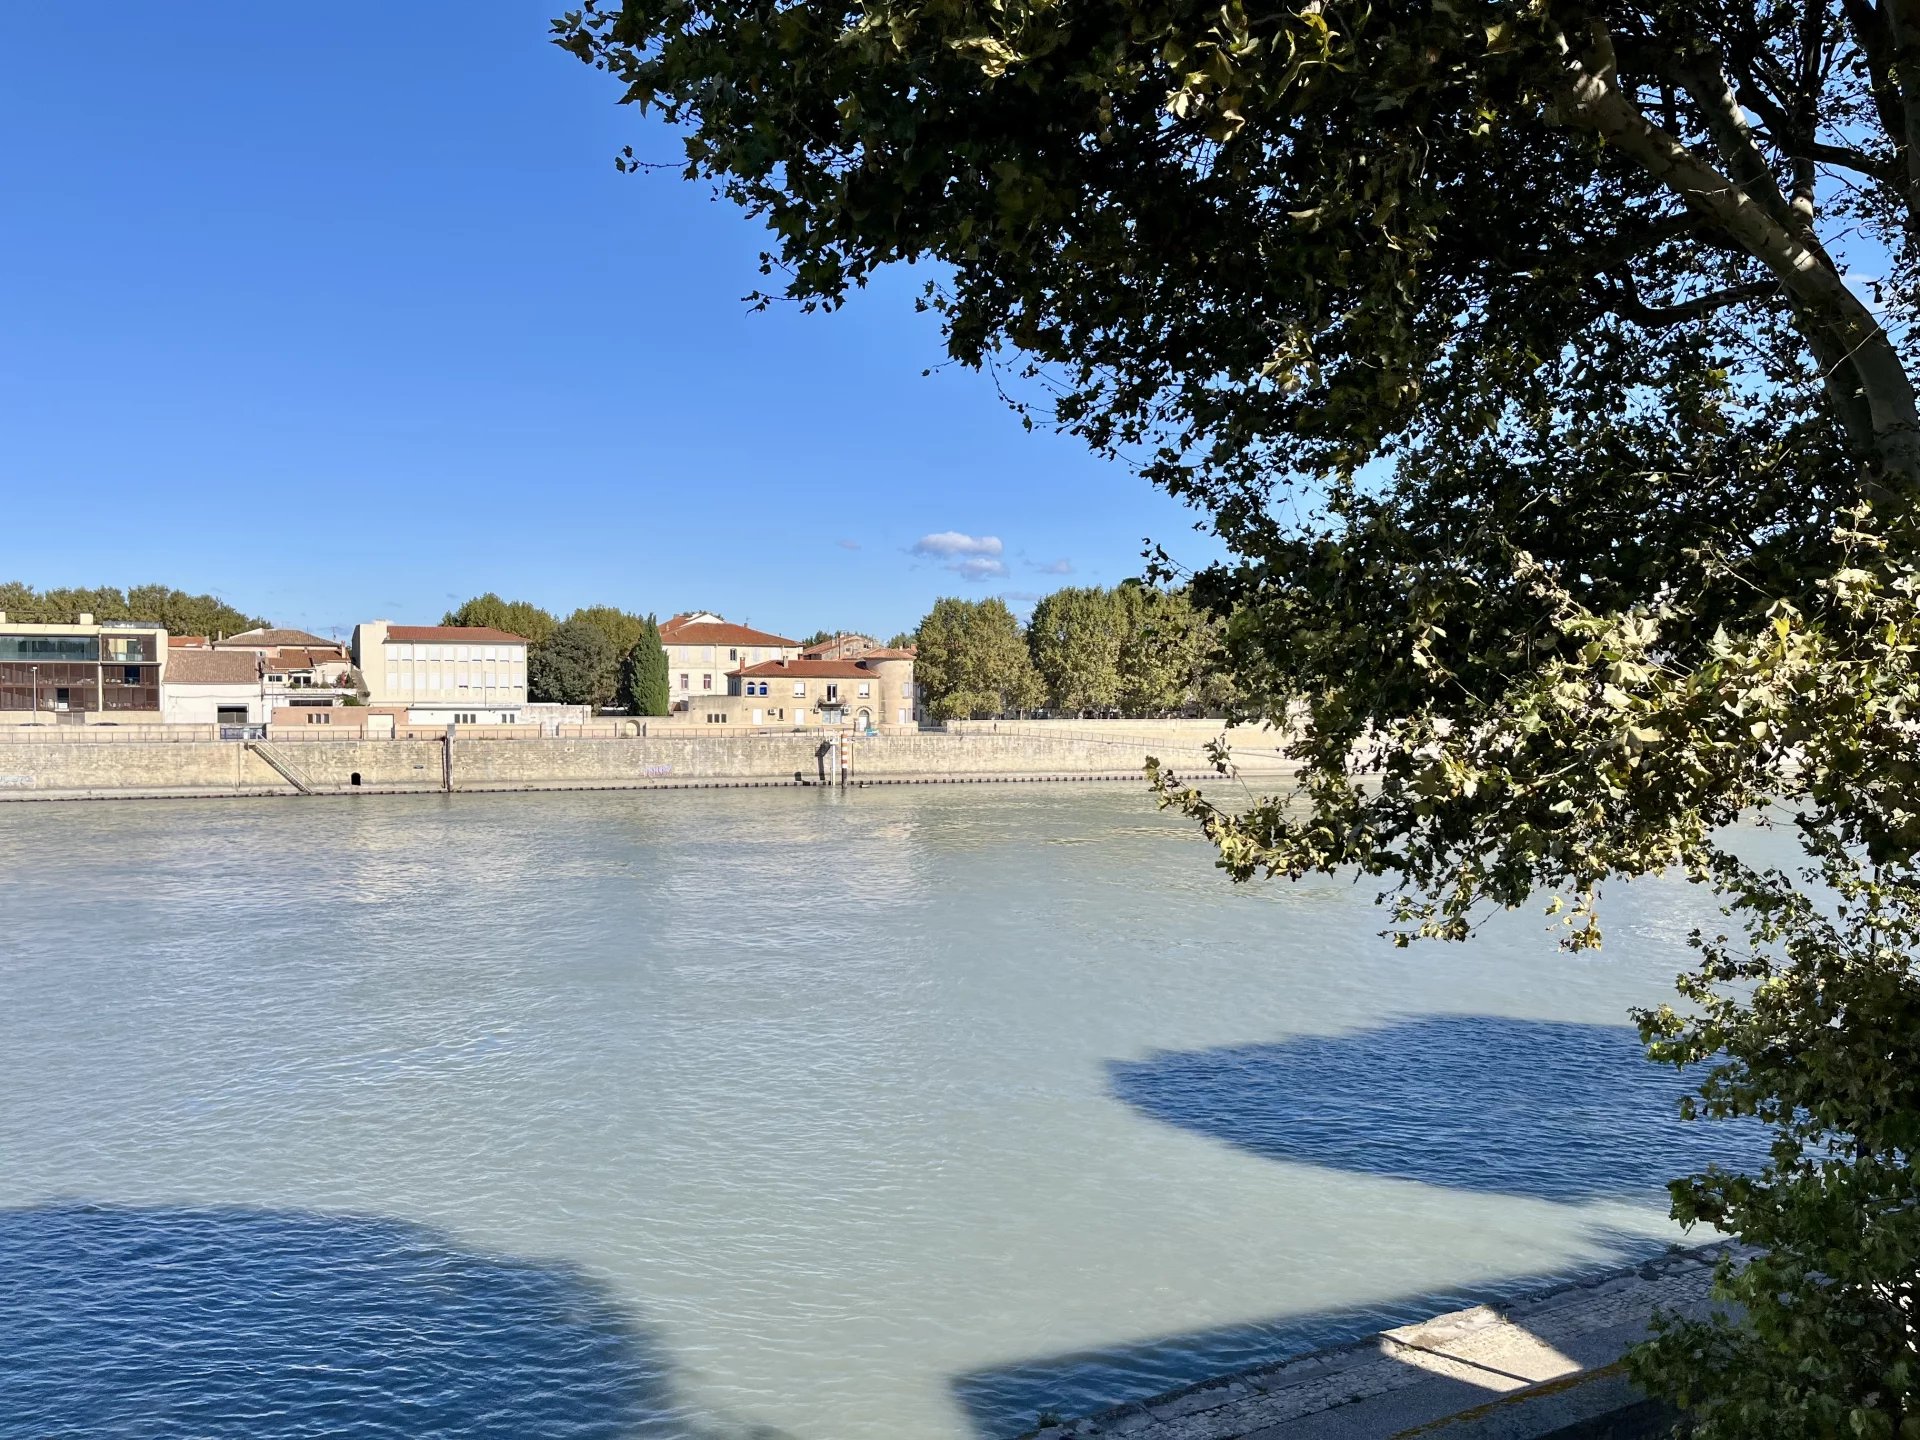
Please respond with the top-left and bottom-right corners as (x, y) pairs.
(0, 722), (1299, 801)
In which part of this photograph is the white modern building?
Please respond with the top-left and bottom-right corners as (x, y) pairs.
(351, 621), (529, 725)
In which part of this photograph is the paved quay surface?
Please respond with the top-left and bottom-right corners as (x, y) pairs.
(1021, 1245), (1743, 1440)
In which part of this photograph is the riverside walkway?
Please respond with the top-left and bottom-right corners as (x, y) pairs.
(1020, 1245), (1740, 1440)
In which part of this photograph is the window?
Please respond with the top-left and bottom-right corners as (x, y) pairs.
(702, 646), (714, 662)
(857, 682), (870, 698)
(793, 682), (805, 698)
(679, 673), (689, 691)
(702, 673), (712, 690)
(825, 683), (840, 702)
(728, 648), (737, 661)
(310, 711), (332, 725)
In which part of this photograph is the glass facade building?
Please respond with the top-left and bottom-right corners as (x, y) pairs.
(0, 624), (164, 716)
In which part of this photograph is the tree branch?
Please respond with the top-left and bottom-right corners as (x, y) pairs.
(1673, 56), (1798, 228)
(1548, 22), (1920, 498)
(1594, 278), (1780, 328)
(1887, 0), (1920, 222)
(1841, 0), (1920, 230)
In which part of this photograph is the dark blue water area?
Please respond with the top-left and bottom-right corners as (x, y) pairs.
(0, 1203), (781, 1440)
(951, 1226), (1665, 1439)
(1109, 1015), (1769, 1203)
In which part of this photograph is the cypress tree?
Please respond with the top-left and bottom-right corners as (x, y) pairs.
(621, 617), (670, 716)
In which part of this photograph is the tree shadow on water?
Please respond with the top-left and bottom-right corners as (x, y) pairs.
(950, 1226), (1673, 1439)
(945, 1019), (1768, 1435)
(1109, 1015), (1766, 1203)
(0, 1202), (787, 1440)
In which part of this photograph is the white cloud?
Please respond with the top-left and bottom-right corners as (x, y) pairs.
(913, 531), (1004, 559)
(952, 556), (1010, 580)
(1034, 558), (1074, 575)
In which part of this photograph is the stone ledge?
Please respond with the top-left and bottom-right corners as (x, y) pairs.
(1020, 1244), (1745, 1440)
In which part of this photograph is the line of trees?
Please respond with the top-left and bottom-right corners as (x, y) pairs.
(912, 584), (1231, 724)
(442, 594), (668, 713)
(0, 581), (269, 640)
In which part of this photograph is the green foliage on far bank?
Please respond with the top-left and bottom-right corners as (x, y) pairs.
(0, 581), (268, 639)
(527, 616), (618, 708)
(620, 617), (670, 715)
(442, 594), (558, 648)
(912, 583), (1231, 721)
(912, 597), (1041, 723)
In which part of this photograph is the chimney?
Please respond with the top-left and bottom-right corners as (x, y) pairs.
(78, 612), (94, 625)
(0, 610), (7, 623)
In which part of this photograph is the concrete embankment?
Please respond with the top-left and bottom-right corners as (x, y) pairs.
(0, 723), (1296, 801)
(1018, 1245), (1743, 1440)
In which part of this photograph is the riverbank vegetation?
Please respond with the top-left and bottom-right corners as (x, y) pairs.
(912, 584), (1233, 723)
(0, 582), (266, 639)
(560, 0), (1920, 1426)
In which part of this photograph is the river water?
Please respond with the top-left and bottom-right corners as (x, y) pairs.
(0, 786), (1761, 1440)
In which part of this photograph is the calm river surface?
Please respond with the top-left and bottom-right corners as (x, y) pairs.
(0, 786), (1759, 1440)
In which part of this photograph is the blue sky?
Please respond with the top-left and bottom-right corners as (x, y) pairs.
(0, 4), (1217, 643)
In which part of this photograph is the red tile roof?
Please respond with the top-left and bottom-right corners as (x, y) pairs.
(214, 628), (338, 650)
(165, 650), (262, 685)
(735, 658), (890, 679)
(271, 648), (347, 669)
(859, 646), (917, 660)
(385, 625), (528, 645)
(660, 619), (799, 648)
(168, 635), (210, 648)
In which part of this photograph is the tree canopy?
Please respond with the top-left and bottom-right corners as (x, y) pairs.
(528, 617), (619, 707)
(0, 581), (267, 638)
(561, 0), (1920, 1423)
(913, 597), (1041, 721)
(1024, 582), (1227, 714)
(442, 594), (558, 647)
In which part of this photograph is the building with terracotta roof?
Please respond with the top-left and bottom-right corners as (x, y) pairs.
(682, 653), (918, 732)
(799, 632), (882, 660)
(659, 611), (801, 711)
(351, 620), (529, 725)
(213, 627), (341, 652)
(161, 647), (267, 727)
(209, 627), (354, 695)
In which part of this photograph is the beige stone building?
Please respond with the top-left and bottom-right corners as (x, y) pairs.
(0, 611), (166, 725)
(683, 654), (917, 732)
(800, 632), (882, 660)
(352, 621), (529, 725)
(660, 612), (800, 710)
